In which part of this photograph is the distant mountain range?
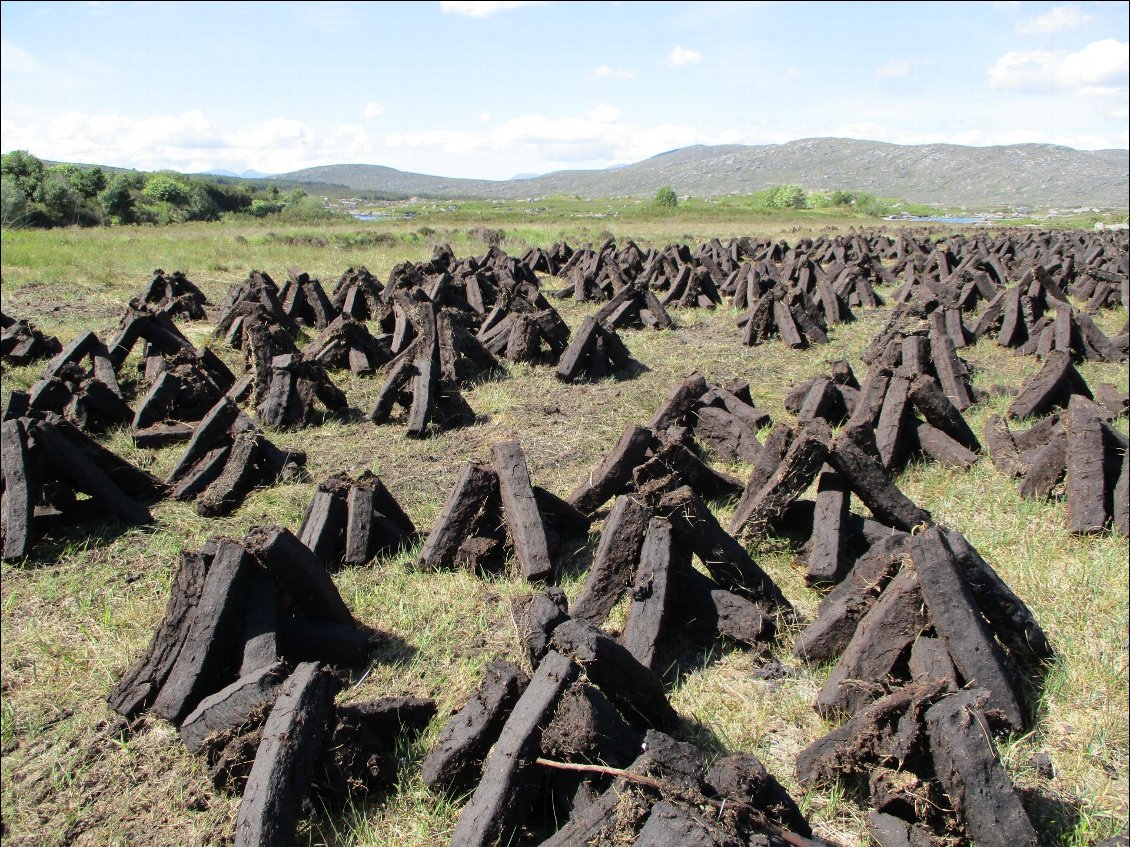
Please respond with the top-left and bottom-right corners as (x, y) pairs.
(200, 168), (273, 179)
(275, 138), (1129, 208)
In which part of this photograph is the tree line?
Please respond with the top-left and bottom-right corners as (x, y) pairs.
(0, 150), (333, 228)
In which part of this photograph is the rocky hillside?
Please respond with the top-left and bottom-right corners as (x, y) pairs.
(278, 138), (1129, 208)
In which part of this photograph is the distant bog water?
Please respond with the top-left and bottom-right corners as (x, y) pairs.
(886, 215), (986, 224)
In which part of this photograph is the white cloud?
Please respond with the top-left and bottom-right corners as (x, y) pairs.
(439, 1), (548, 17)
(590, 64), (636, 80)
(1017, 4), (1092, 34)
(668, 45), (701, 68)
(383, 107), (739, 172)
(785, 67), (801, 78)
(988, 38), (1128, 95)
(0, 110), (374, 174)
(479, 112), (493, 122)
(585, 103), (619, 123)
(0, 39), (40, 74)
(363, 101), (384, 118)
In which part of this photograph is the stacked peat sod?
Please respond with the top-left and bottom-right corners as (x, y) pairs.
(417, 440), (591, 581)
(214, 270), (302, 350)
(554, 374), (792, 651)
(553, 315), (639, 383)
(133, 268), (209, 319)
(277, 268), (336, 329)
(1, 312), (61, 365)
(105, 303), (241, 446)
(107, 526), (435, 847)
(423, 636), (824, 846)
(475, 276), (573, 366)
(329, 265), (386, 321)
(297, 471), (418, 568)
(794, 525), (1052, 846)
(972, 263), (1126, 362)
(166, 396), (307, 516)
(370, 290), (498, 437)
(520, 241), (573, 276)
(19, 329), (133, 432)
(567, 372), (758, 513)
(986, 394), (1128, 536)
(1, 410), (167, 560)
(301, 313), (394, 375)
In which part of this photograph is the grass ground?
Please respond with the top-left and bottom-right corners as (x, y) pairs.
(1, 211), (1127, 847)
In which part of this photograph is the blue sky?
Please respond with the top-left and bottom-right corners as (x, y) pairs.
(1, 1), (1127, 179)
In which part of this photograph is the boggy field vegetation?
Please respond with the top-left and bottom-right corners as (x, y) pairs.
(1, 214), (1127, 847)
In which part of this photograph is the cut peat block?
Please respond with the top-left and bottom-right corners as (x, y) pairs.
(994, 396), (1127, 536)
(417, 441), (591, 580)
(1, 313), (62, 365)
(301, 314), (394, 375)
(255, 352), (349, 430)
(554, 315), (639, 383)
(278, 268), (337, 329)
(131, 347), (237, 447)
(329, 265), (385, 321)
(2, 413), (166, 561)
(166, 397), (306, 517)
(297, 471), (417, 568)
(803, 525), (1047, 731)
(1007, 350), (1093, 420)
(109, 526), (414, 847)
(799, 679), (1039, 846)
(214, 270), (300, 346)
(134, 268), (208, 319)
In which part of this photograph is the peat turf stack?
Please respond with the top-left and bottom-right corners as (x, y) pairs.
(279, 268), (336, 330)
(166, 397), (307, 517)
(565, 381), (759, 521)
(130, 346), (238, 447)
(1, 313), (61, 366)
(107, 529), (434, 847)
(301, 313), (394, 376)
(728, 418), (932, 549)
(24, 330), (132, 432)
(329, 265), (386, 321)
(793, 527), (1050, 845)
(254, 352), (349, 430)
(564, 477), (794, 659)
(133, 268), (209, 319)
(475, 280), (572, 365)
(297, 471), (418, 568)
(1007, 303), (1125, 364)
(788, 360), (983, 474)
(736, 284), (831, 349)
(1, 411), (166, 560)
(370, 293), (498, 437)
(591, 281), (674, 331)
(553, 316), (640, 383)
(416, 440), (591, 582)
(986, 395), (1128, 536)
(798, 684), (1040, 847)
(794, 525), (1051, 732)
(1006, 350), (1095, 420)
(425, 648), (823, 847)
(215, 270), (300, 348)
